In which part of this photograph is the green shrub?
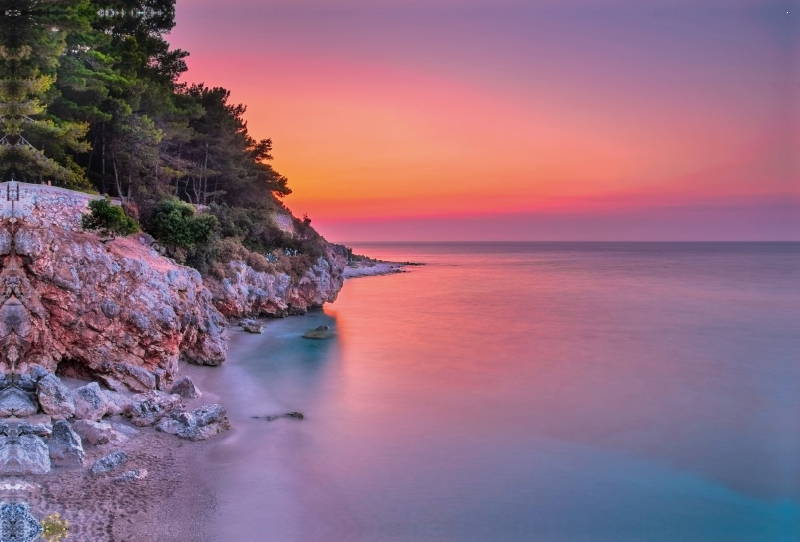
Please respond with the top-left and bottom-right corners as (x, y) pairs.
(145, 198), (218, 252)
(81, 197), (139, 238)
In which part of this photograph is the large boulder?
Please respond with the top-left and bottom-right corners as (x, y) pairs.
(240, 319), (264, 334)
(72, 420), (127, 446)
(125, 391), (182, 427)
(72, 382), (110, 421)
(37, 374), (75, 418)
(170, 376), (201, 400)
(0, 434), (51, 475)
(91, 450), (129, 475)
(106, 363), (156, 392)
(17, 365), (50, 392)
(0, 418), (52, 438)
(157, 404), (231, 441)
(102, 390), (134, 416)
(0, 388), (38, 418)
(48, 420), (84, 466)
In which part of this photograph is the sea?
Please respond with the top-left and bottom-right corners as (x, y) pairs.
(184, 242), (800, 542)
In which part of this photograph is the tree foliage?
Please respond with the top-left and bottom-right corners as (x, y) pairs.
(82, 196), (139, 237)
(144, 197), (217, 254)
(0, 0), (326, 275)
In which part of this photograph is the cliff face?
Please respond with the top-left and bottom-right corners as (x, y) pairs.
(0, 183), (348, 390)
(0, 184), (227, 392)
(206, 241), (348, 318)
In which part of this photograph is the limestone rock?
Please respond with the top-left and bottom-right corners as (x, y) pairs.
(91, 450), (129, 475)
(302, 325), (333, 339)
(156, 403), (231, 441)
(0, 388), (38, 418)
(37, 374), (75, 418)
(109, 422), (139, 438)
(170, 376), (201, 400)
(0, 434), (51, 475)
(240, 320), (264, 334)
(102, 390), (134, 416)
(17, 365), (50, 392)
(107, 363), (156, 392)
(0, 418), (53, 437)
(125, 391), (182, 426)
(205, 242), (348, 318)
(114, 468), (148, 483)
(0, 187), (228, 381)
(72, 383), (110, 421)
(48, 420), (84, 467)
(72, 420), (127, 445)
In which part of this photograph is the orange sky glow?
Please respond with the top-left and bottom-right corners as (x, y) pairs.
(171, 1), (799, 240)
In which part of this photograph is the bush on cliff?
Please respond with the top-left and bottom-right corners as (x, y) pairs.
(82, 198), (139, 238)
(144, 198), (218, 262)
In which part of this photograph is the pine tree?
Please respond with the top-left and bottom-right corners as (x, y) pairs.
(0, 0), (93, 188)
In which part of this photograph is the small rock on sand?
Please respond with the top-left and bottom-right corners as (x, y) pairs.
(91, 450), (129, 475)
(114, 468), (148, 483)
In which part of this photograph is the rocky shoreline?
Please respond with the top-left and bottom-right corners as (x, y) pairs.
(0, 367), (230, 475)
(0, 183), (421, 540)
(343, 260), (422, 278)
(0, 183), (353, 539)
(0, 182), (348, 391)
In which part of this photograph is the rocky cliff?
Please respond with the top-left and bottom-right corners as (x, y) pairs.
(0, 183), (348, 391)
(206, 241), (348, 318)
(0, 183), (226, 391)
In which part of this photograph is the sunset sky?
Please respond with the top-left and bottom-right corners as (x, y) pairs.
(171, 0), (799, 241)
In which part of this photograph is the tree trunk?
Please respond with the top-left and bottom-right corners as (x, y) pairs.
(112, 151), (123, 202)
(101, 123), (106, 195)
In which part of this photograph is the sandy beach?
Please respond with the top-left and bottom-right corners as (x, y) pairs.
(7, 427), (215, 542)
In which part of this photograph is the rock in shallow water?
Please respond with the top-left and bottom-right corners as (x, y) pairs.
(48, 420), (84, 467)
(302, 325), (333, 340)
(240, 319), (264, 334)
(156, 404), (231, 441)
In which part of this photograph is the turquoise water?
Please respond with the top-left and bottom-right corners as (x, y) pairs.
(187, 242), (800, 541)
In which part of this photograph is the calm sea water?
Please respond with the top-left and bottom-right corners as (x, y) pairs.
(185, 242), (800, 542)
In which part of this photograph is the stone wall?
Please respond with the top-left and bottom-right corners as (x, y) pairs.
(0, 183), (110, 232)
